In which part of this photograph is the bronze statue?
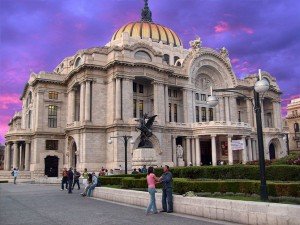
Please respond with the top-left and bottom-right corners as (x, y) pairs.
(136, 113), (157, 148)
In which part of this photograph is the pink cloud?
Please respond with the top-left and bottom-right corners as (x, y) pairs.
(214, 21), (229, 33)
(0, 94), (21, 110)
(231, 58), (239, 64)
(241, 27), (254, 34)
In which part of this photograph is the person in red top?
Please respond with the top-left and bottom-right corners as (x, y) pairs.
(146, 166), (159, 215)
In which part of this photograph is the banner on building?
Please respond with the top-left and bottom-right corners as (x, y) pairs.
(231, 140), (244, 151)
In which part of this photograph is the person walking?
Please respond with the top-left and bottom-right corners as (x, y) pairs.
(67, 167), (74, 194)
(61, 168), (68, 190)
(87, 172), (98, 197)
(12, 168), (19, 184)
(146, 166), (159, 215)
(159, 165), (173, 213)
(72, 169), (81, 190)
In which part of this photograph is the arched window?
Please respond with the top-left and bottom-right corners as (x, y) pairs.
(163, 54), (170, 65)
(26, 92), (32, 107)
(294, 123), (299, 132)
(75, 57), (82, 68)
(134, 51), (152, 62)
(174, 56), (179, 65)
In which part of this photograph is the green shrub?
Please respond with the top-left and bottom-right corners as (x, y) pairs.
(99, 177), (124, 186)
(121, 178), (147, 189)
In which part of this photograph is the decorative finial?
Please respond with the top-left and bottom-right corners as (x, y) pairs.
(141, 0), (153, 22)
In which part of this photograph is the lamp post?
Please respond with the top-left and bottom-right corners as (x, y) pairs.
(207, 69), (269, 201)
(108, 135), (134, 174)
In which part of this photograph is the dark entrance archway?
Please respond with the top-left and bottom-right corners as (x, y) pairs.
(45, 156), (59, 177)
(201, 141), (212, 165)
(269, 143), (276, 160)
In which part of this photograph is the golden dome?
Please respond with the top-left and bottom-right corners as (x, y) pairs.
(111, 21), (182, 47)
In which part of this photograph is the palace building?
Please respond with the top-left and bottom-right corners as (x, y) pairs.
(3, 1), (286, 177)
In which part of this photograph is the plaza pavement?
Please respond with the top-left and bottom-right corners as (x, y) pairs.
(0, 183), (240, 225)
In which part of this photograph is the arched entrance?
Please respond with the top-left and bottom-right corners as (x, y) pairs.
(45, 156), (59, 177)
(269, 143), (276, 160)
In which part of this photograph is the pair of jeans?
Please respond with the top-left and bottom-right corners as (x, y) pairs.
(61, 177), (68, 189)
(162, 188), (173, 212)
(68, 180), (73, 193)
(87, 184), (97, 197)
(146, 188), (157, 213)
(73, 179), (80, 189)
(14, 177), (17, 184)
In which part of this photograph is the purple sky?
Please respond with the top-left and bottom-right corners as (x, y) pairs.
(1, 0), (300, 143)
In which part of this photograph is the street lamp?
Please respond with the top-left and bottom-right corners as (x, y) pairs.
(207, 69), (270, 201)
(107, 135), (134, 174)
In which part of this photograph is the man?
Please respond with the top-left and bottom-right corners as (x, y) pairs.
(61, 168), (68, 190)
(72, 169), (81, 190)
(131, 168), (139, 174)
(141, 165), (147, 174)
(67, 167), (74, 194)
(87, 172), (98, 197)
(12, 168), (19, 184)
(159, 165), (173, 213)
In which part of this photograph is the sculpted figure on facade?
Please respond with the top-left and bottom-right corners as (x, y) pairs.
(189, 36), (202, 50)
(176, 145), (184, 158)
(220, 47), (229, 58)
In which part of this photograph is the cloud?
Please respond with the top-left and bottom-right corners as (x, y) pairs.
(0, 94), (21, 110)
(214, 21), (229, 33)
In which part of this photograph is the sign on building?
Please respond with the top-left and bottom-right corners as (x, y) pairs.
(231, 140), (244, 151)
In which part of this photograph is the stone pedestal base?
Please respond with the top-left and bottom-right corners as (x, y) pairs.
(132, 148), (157, 168)
(177, 158), (185, 167)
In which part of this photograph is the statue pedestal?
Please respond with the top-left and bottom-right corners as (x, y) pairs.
(178, 158), (185, 167)
(132, 148), (157, 168)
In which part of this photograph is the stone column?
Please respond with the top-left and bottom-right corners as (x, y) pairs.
(253, 139), (257, 160)
(247, 99), (254, 126)
(115, 78), (122, 120)
(186, 137), (191, 165)
(229, 96), (237, 122)
(195, 137), (201, 166)
(192, 91), (196, 122)
(225, 96), (230, 122)
(211, 135), (217, 166)
(80, 82), (85, 122)
(122, 78), (133, 123)
(153, 82), (165, 124)
(215, 102), (220, 121)
(261, 98), (265, 128)
(242, 136), (247, 164)
(19, 144), (23, 170)
(248, 137), (253, 162)
(165, 85), (169, 123)
(172, 136), (177, 166)
(228, 135), (233, 165)
(13, 142), (18, 169)
(191, 138), (196, 166)
(68, 89), (75, 123)
(25, 142), (30, 171)
(219, 96), (225, 121)
(85, 80), (91, 121)
(35, 91), (44, 130)
(4, 143), (11, 171)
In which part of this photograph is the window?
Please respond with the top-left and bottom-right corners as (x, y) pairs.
(195, 93), (199, 100)
(196, 106), (199, 122)
(139, 84), (144, 93)
(163, 54), (170, 65)
(174, 56), (180, 65)
(74, 88), (80, 121)
(201, 107), (206, 122)
(75, 57), (82, 67)
(173, 90), (178, 98)
(238, 111), (241, 122)
(134, 51), (152, 62)
(297, 142), (300, 148)
(209, 108), (213, 121)
(26, 92), (32, 107)
(46, 140), (58, 150)
(28, 110), (31, 128)
(201, 94), (206, 101)
(48, 105), (58, 128)
(169, 103), (172, 122)
(133, 99), (137, 118)
(174, 104), (178, 122)
(49, 91), (58, 100)
(133, 82), (137, 93)
(168, 89), (171, 97)
(139, 100), (144, 118)
(294, 123), (300, 132)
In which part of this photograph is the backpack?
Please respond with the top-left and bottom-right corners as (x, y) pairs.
(11, 171), (14, 176)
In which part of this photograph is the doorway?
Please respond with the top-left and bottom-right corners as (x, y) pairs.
(201, 141), (212, 165)
(269, 143), (276, 160)
(45, 156), (59, 177)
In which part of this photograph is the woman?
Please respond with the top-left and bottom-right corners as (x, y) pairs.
(146, 166), (159, 215)
(81, 173), (92, 197)
(82, 168), (88, 187)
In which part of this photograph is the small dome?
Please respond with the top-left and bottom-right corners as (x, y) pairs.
(111, 21), (182, 47)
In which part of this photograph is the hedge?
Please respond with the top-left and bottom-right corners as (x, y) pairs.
(118, 177), (300, 197)
(154, 165), (300, 181)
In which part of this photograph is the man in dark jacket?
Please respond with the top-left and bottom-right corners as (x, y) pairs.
(72, 169), (81, 190)
(67, 167), (74, 194)
(159, 165), (173, 213)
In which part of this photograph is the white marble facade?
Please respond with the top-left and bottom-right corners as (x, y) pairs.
(4, 6), (287, 177)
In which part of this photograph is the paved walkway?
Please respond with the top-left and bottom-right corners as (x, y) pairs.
(0, 183), (239, 225)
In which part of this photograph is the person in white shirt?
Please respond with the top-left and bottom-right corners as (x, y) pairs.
(13, 168), (19, 184)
